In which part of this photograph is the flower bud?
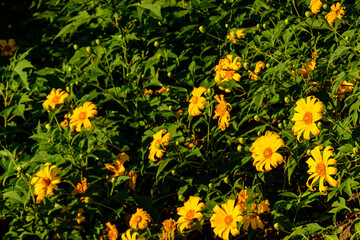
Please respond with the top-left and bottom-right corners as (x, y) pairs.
(171, 170), (177, 176)
(179, 195), (185, 202)
(96, 39), (100, 45)
(243, 62), (249, 70)
(284, 19), (289, 25)
(305, 11), (311, 18)
(353, 147), (359, 154)
(223, 176), (230, 184)
(199, 25), (206, 33)
(237, 145), (243, 152)
(323, 4), (328, 9)
(45, 123), (51, 131)
(239, 137), (246, 144)
(225, 23), (229, 28)
(73, 44), (78, 50)
(86, 46), (92, 53)
(254, 115), (261, 122)
(167, 72), (172, 78)
(154, 41), (159, 48)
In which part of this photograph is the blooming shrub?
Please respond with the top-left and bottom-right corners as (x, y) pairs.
(2, 0), (360, 239)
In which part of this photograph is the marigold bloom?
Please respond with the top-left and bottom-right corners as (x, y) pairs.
(335, 81), (354, 99)
(250, 131), (285, 171)
(148, 129), (171, 162)
(162, 218), (177, 240)
(177, 196), (205, 233)
(325, 3), (345, 26)
(242, 200), (270, 231)
(291, 96), (323, 141)
(210, 199), (243, 240)
(128, 170), (137, 191)
(42, 88), (70, 110)
(298, 60), (316, 79)
(129, 208), (151, 230)
(69, 102), (97, 132)
(105, 153), (129, 182)
(309, 0), (322, 14)
(106, 222), (118, 240)
(248, 61), (265, 80)
(30, 163), (61, 204)
(188, 87), (207, 116)
(306, 146), (340, 195)
(213, 95), (232, 131)
(121, 229), (141, 240)
(0, 39), (18, 56)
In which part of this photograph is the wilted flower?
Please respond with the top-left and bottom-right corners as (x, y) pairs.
(143, 88), (153, 95)
(306, 146), (340, 195)
(60, 113), (69, 127)
(76, 208), (86, 224)
(72, 179), (89, 195)
(210, 199), (243, 240)
(162, 218), (177, 240)
(42, 88), (69, 111)
(227, 29), (245, 43)
(177, 196), (205, 233)
(106, 222), (118, 240)
(30, 163), (61, 204)
(105, 153), (129, 182)
(248, 61), (265, 80)
(129, 208), (151, 230)
(128, 170), (137, 191)
(325, 3), (345, 26)
(213, 95), (232, 131)
(69, 102), (97, 132)
(188, 87), (207, 116)
(0, 39), (18, 56)
(250, 131), (285, 171)
(309, 0), (323, 14)
(242, 200), (270, 231)
(335, 81), (354, 99)
(291, 96), (323, 141)
(298, 60), (316, 79)
(148, 129), (171, 162)
(121, 229), (142, 240)
(214, 55), (241, 85)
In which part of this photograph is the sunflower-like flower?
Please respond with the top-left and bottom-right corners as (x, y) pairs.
(213, 95), (232, 131)
(188, 87), (207, 116)
(162, 218), (177, 240)
(42, 88), (70, 111)
(214, 55), (241, 86)
(105, 153), (129, 182)
(0, 39), (18, 56)
(306, 146), (340, 195)
(106, 222), (118, 240)
(325, 3), (345, 26)
(298, 60), (316, 79)
(242, 200), (270, 231)
(129, 208), (151, 230)
(227, 29), (245, 44)
(291, 96), (323, 141)
(248, 61), (265, 80)
(148, 129), (171, 162)
(69, 102), (97, 132)
(121, 229), (141, 240)
(210, 199), (243, 240)
(30, 163), (61, 204)
(177, 196), (205, 233)
(249, 131), (285, 171)
(309, 0), (323, 14)
(335, 81), (354, 99)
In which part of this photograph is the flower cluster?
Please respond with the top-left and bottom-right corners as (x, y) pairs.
(226, 29), (245, 44)
(214, 54), (241, 91)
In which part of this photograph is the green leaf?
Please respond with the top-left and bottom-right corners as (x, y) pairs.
(133, 0), (162, 20)
(13, 60), (34, 89)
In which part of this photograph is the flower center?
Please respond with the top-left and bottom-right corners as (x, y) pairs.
(215, 103), (227, 117)
(303, 112), (313, 125)
(3, 45), (11, 52)
(263, 147), (273, 159)
(316, 162), (326, 177)
(224, 215), (233, 226)
(78, 112), (87, 120)
(52, 96), (60, 104)
(43, 177), (51, 187)
(186, 209), (195, 220)
(134, 215), (142, 223)
(191, 96), (199, 104)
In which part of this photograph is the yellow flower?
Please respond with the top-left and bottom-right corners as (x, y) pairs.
(291, 96), (323, 141)
(121, 229), (141, 240)
(237, 189), (259, 211)
(335, 81), (354, 99)
(325, 3), (345, 26)
(309, 0), (322, 14)
(226, 29), (245, 43)
(128, 170), (137, 191)
(214, 55), (241, 83)
(129, 208), (151, 230)
(177, 196), (205, 233)
(298, 60), (316, 79)
(188, 87), (207, 116)
(248, 61), (265, 80)
(30, 163), (61, 204)
(105, 153), (129, 182)
(69, 102), (97, 132)
(106, 222), (118, 240)
(162, 218), (177, 240)
(60, 113), (69, 127)
(306, 146), (340, 195)
(210, 199), (243, 240)
(0, 39), (18, 56)
(148, 129), (171, 162)
(42, 88), (70, 110)
(250, 131), (285, 171)
(213, 95), (232, 131)
(72, 179), (89, 195)
(242, 200), (270, 231)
